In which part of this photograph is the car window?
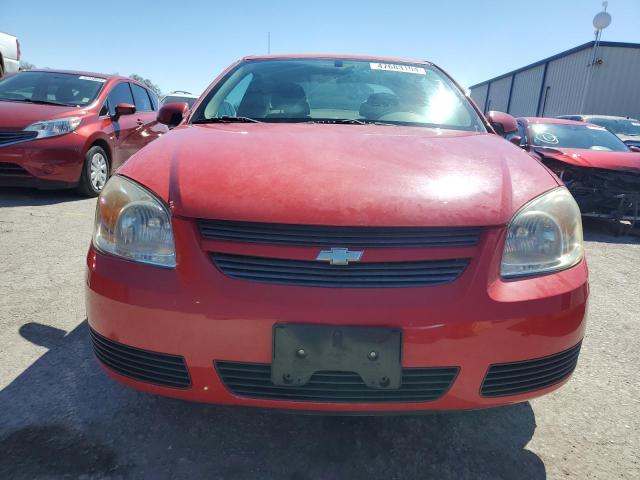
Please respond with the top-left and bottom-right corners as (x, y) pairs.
(530, 123), (629, 151)
(193, 59), (486, 132)
(107, 82), (134, 115)
(0, 71), (105, 106)
(505, 121), (527, 146)
(162, 95), (197, 108)
(131, 83), (153, 112)
(147, 90), (159, 111)
(586, 118), (640, 136)
(99, 100), (109, 116)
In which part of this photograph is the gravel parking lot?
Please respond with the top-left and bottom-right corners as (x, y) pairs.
(0, 187), (639, 480)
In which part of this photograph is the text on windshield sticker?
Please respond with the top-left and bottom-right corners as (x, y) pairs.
(79, 76), (106, 83)
(370, 63), (426, 75)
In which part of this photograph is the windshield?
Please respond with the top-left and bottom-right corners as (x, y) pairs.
(530, 123), (630, 152)
(585, 117), (640, 136)
(162, 95), (197, 108)
(0, 71), (105, 106)
(191, 58), (486, 131)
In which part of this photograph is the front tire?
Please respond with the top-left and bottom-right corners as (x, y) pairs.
(78, 146), (109, 197)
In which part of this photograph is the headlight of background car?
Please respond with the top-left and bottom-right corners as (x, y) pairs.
(501, 187), (583, 278)
(93, 176), (176, 268)
(24, 116), (81, 139)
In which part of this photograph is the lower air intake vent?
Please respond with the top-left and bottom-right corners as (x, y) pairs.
(89, 327), (191, 389)
(212, 253), (469, 288)
(216, 361), (459, 403)
(480, 342), (582, 397)
(0, 162), (31, 176)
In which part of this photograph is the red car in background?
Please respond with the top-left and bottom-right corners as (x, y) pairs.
(0, 69), (167, 196)
(507, 117), (640, 227)
(86, 55), (588, 413)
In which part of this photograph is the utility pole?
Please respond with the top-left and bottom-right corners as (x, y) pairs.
(579, 1), (611, 114)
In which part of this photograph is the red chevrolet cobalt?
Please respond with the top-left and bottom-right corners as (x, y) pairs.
(86, 55), (588, 413)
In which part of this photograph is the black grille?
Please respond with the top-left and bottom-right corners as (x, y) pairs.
(0, 162), (30, 176)
(481, 342), (582, 397)
(212, 253), (469, 288)
(0, 130), (38, 147)
(89, 327), (191, 389)
(216, 361), (459, 403)
(199, 219), (481, 247)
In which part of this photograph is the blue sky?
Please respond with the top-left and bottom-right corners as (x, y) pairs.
(1, 0), (638, 95)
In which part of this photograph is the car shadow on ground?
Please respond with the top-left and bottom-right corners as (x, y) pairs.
(0, 187), (88, 207)
(0, 321), (546, 480)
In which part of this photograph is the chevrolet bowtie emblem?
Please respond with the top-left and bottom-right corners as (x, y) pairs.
(316, 248), (363, 266)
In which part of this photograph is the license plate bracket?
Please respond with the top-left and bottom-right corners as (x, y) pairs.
(271, 324), (402, 389)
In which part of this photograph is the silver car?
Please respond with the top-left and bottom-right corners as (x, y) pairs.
(557, 115), (640, 148)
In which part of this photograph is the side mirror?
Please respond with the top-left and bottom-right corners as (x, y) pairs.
(158, 102), (189, 128)
(629, 145), (640, 153)
(486, 111), (518, 136)
(508, 135), (523, 147)
(114, 102), (136, 117)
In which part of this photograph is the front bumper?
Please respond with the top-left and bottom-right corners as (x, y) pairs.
(0, 133), (85, 188)
(86, 219), (589, 412)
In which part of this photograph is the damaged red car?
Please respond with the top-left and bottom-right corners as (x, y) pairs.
(86, 55), (588, 413)
(508, 117), (640, 227)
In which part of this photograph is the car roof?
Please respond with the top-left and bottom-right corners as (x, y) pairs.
(582, 114), (639, 121)
(163, 91), (198, 98)
(241, 53), (433, 66)
(519, 117), (595, 127)
(26, 68), (120, 80)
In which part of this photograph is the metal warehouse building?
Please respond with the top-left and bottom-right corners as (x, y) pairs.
(469, 41), (640, 119)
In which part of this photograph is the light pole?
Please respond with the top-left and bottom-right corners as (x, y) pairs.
(579, 1), (612, 114)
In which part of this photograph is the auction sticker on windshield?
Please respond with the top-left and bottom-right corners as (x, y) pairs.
(370, 63), (426, 75)
(79, 76), (106, 82)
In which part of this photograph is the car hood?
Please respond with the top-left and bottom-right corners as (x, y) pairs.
(119, 123), (559, 227)
(533, 146), (640, 173)
(0, 100), (86, 129)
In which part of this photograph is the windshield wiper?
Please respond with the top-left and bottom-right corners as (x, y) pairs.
(193, 116), (262, 124)
(15, 98), (74, 107)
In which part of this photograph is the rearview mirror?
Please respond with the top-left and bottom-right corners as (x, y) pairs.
(486, 111), (518, 136)
(114, 102), (136, 117)
(158, 102), (189, 128)
(629, 145), (640, 153)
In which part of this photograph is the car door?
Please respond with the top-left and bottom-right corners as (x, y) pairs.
(130, 83), (167, 148)
(104, 81), (141, 169)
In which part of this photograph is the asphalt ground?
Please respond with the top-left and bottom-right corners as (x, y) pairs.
(0, 187), (639, 479)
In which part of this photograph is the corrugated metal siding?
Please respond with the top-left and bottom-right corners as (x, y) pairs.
(469, 44), (640, 120)
(470, 84), (488, 112)
(507, 65), (545, 117)
(586, 46), (640, 118)
(485, 76), (511, 112)
(539, 49), (592, 117)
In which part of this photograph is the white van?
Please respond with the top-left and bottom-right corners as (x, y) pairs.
(0, 32), (20, 78)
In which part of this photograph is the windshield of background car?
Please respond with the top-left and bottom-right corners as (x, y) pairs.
(586, 117), (640, 136)
(162, 95), (197, 107)
(0, 71), (106, 106)
(192, 58), (486, 131)
(529, 123), (630, 152)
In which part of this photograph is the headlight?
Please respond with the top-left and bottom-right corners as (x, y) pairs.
(501, 187), (583, 278)
(24, 116), (81, 139)
(93, 175), (176, 268)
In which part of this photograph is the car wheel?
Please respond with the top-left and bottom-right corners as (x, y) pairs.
(78, 145), (110, 197)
